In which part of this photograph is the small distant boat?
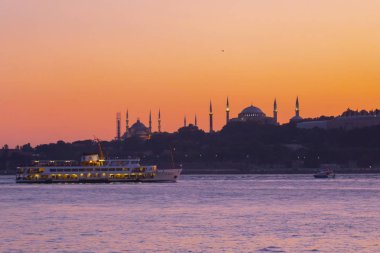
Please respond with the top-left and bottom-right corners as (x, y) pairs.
(314, 168), (335, 179)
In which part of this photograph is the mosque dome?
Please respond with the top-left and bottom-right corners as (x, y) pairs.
(124, 119), (151, 140)
(130, 120), (148, 131)
(238, 105), (266, 118)
(240, 105), (264, 115)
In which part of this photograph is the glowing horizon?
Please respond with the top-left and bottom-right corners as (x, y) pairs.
(1, 1), (380, 147)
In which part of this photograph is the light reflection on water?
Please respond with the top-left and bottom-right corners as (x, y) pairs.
(1, 174), (380, 252)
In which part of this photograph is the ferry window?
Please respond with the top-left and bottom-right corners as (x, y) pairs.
(72, 169), (79, 172)
(50, 169), (57, 172)
(109, 168), (115, 171)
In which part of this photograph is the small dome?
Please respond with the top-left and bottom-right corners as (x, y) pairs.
(290, 115), (303, 122)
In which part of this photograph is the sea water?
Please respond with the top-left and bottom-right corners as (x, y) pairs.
(1, 174), (380, 252)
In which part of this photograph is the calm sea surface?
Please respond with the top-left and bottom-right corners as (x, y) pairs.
(1, 174), (380, 253)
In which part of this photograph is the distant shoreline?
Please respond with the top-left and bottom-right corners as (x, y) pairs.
(178, 162), (380, 175)
(181, 169), (380, 175)
(1, 167), (379, 175)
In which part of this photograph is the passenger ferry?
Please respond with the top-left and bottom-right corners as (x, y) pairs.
(16, 153), (182, 183)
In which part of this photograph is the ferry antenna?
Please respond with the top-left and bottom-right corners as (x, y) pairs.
(93, 136), (105, 160)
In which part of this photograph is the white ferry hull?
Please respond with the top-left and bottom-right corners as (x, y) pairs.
(16, 155), (182, 184)
(141, 168), (182, 182)
(16, 168), (182, 184)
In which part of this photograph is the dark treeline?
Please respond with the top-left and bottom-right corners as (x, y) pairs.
(1, 122), (380, 174)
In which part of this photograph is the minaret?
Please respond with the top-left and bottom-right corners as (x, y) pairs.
(295, 96), (300, 117)
(126, 110), (129, 134)
(209, 100), (214, 133)
(226, 97), (230, 124)
(273, 98), (278, 124)
(149, 110), (152, 133)
(116, 112), (121, 141)
(184, 114), (187, 127)
(158, 109), (161, 133)
(195, 114), (198, 127)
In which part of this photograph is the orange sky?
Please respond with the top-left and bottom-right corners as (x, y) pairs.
(1, 1), (380, 147)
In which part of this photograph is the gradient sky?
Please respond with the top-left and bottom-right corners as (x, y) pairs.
(1, 0), (380, 147)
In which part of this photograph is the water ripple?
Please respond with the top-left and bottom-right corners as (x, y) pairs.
(0, 174), (380, 252)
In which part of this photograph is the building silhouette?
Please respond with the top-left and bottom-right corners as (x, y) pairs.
(124, 119), (151, 140)
(228, 99), (278, 125)
(226, 97), (230, 124)
(149, 110), (152, 133)
(116, 112), (121, 141)
(290, 96), (303, 123)
(209, 100), (214, 133)
(126, 110), (129, 134)
(116, 95), (380, 139)
(297, 108), (380, 130)
(273, 98), (278, 124)
(158, 109), (161, 133)
(120, 112), (152, 140)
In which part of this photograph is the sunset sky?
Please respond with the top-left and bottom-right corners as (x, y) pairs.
(1, 0), (380, 147)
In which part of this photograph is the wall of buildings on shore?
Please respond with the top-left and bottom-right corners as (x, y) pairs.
(297, 115), (380, 130)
